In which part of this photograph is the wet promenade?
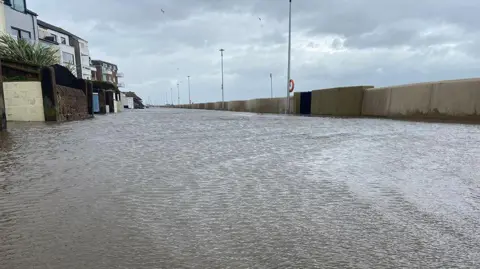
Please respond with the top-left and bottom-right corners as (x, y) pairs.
(1, 109), (479, 268)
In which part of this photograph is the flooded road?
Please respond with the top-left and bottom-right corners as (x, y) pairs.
(1, 109), (479, 268)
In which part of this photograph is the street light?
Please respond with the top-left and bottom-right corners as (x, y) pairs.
(187, 76), (191, 105)
(286, 0), (292, 114)
(270, 73), (273, 98)
(220, 48), (225, 110)
(177, 82), (180, 105)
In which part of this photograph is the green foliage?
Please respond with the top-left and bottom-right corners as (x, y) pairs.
(0, 34), (60, 66)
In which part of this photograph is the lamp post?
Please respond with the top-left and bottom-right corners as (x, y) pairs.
(270, 73), (273, 98)
(187, 76), (191, 105)
(220, 48), (225, 110)
(286, 0), (292, 114)
(170, 88), (173, 106)
(177, 82), (180, 105)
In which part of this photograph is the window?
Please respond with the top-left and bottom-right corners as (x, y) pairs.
(11, 27), (31, 40)
(80, 42), (85, 49)
(61, 37), (66, 45)
(51, 34), (57, 42)
(11, 0), (26, 12)
(62, 52), (74, 64)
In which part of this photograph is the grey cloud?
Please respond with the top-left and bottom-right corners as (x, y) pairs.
(28, 0), (480, 104)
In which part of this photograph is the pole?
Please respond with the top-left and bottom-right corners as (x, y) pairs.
(286, 0), (292, 114)
(170, 88), (173, 106)
(177, 82), (180, 105)
(220, 49), (225, 110)
(187, 76), (191, 105)
(270, 73), (273, 98)
(165, 92), (168, 105)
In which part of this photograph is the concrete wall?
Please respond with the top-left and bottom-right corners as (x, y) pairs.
(227, 100), (246, 111)
(214, 102), (223, 110)
(178, 79), (480, 121)
(361, 87), (391, 116)
(206, 102), (215, 110)
(311, 86), (372, 116)
(294, 92), (301, 114)
(362, 78), (480, 118)
(4, 81), (45, 121)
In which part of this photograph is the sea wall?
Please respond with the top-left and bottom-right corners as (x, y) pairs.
(362, 78), (480, 119)
(171, 78), (480, 122)
(311, 86), (372, 116)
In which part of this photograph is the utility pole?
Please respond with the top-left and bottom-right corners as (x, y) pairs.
(270, 73), (273, 98)
(286, 0), (292, 114)
(187, 76), (191, 105)
(220, 48), (225, 110)
(177, 82), (180, 105)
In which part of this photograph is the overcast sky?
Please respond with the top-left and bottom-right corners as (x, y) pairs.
(29, 0), (480, 105)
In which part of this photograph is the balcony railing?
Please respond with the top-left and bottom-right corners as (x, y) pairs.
(116, 72), (124, 77)
(117, 82), (125, 88)
(102, 67), (113, 75)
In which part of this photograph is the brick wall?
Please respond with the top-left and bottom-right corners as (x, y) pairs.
(56, 85), (89, 121)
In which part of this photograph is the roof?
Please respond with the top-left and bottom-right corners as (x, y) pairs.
(91, 60), (118, 67)
(26, 9), (38, 16)
(124, 91), (142, 101)
(37, 19), (84, 41)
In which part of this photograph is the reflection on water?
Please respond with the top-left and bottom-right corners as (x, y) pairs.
(1, 109), (479, 268)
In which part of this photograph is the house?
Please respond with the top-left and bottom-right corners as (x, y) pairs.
(124, 91), (144, 109)
(36, 20), (94, 80)
(37, 20), (75, 71)
(122, 93), (134, 109)
(3, 0), (38, 43)
(91, 60), (125, 112)
(91, 59), (124, 88)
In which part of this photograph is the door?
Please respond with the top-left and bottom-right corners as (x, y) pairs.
(300, 91), (312, 115)
(93, 93), (100, 113)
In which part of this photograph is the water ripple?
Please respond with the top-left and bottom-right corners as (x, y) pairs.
(1, 109), (479, 268)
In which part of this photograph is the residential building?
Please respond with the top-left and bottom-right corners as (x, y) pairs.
(75, 38), (95, 80)
(37, 19), (93, 80)
(37, 20), (76, 72)
(91, 60), (124, 88)
(3, 0), (38, 43)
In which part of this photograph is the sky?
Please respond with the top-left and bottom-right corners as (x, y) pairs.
(28, 0), (480, 105)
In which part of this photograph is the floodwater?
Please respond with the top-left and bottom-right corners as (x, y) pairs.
(0, 109), (479, 269)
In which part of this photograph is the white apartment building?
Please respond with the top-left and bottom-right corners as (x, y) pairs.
(36, 19), (93, 80)
(78, 39), (95, 80)
(37, 20), (76, 71)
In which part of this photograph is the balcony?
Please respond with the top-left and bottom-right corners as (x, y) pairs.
(102, 67), (113, 75)
(117, 82), (125, 88)
(116, 72), (124, 78)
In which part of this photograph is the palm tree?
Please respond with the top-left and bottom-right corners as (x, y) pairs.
(0, 34), (60, 66)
